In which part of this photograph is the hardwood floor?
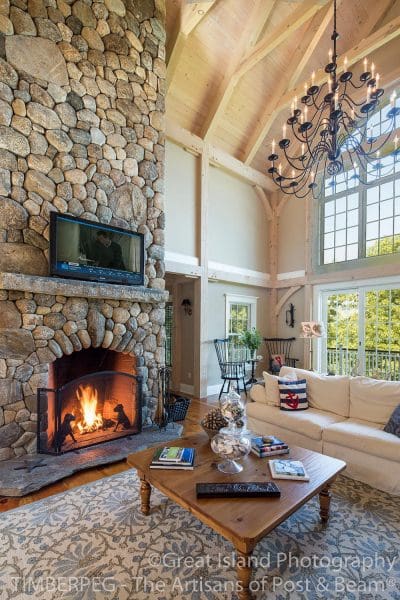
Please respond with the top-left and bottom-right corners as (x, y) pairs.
(0, 395), (219, 513)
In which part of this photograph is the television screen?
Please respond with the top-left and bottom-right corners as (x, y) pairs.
(50, 214), (144, 285)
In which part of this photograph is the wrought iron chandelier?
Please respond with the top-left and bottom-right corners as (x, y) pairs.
(267, 0), (400, 198)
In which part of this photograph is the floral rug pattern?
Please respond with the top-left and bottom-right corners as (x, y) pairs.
(0, 471), (399, 599)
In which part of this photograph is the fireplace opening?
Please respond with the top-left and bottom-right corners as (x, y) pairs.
(37, 349), (142, 455)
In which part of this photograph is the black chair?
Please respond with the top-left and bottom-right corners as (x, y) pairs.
(214, 338), (248, 399)
(263, 337), (298, 374)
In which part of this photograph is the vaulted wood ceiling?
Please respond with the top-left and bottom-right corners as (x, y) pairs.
(166, 0), (400, 176)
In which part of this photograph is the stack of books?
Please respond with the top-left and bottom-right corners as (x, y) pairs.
(150, 446), (195, 470)
(251, 435), (289, 458)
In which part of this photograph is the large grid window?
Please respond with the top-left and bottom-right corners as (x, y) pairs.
(321, 101), (400, 266)
(321, 158), (400, 265)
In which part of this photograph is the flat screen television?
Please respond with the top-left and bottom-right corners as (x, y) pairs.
(50, 213), (145, 286)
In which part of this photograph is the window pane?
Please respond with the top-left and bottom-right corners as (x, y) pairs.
(335, 246), (346, 262)
(324, 232), (334, 248)
(347, 226), (358, 244)
(367, 203), (379, 222)
(380, 182), (393, 200)
(325, 201), (335, 216)
(347, 193), (358, 210)
(347, 209), (358, 226)
(380, 217), (393, 237)
(325, 216), (334, 232)
(336, 213), (346, 229)
(381, 199), (393, 219)
(346, 244), (358, 260)
(367, 221), (379, 240)
(366, 239), (379, 256)
(367, 186), (379, 204)
(336, 229), (346, 246)
(324, 248), (335, 264)
(336, 196), (346, 213)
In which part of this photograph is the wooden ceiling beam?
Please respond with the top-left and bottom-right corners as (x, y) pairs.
(202, 0), (277, 140)
(166, 1), (217, 92)
(235, 0), (329, 80)
(166, 120), (275, 191)
(243, 13), (400, 165)
(287, 1), (334, 90)
(242, 12), (330, 165)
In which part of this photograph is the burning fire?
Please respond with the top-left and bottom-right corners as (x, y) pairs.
(75, 384), (103, 433)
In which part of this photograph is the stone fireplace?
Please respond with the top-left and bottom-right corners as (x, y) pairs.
(38, 347), (142, 454)
(0, 0), (167, 461)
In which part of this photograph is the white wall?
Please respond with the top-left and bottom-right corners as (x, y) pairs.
(208, 166), (269, 272)
(165, 140), (198, 258)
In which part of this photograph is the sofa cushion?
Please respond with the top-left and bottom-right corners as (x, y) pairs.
(280, 366), (350, 417)
(279, 378), (308, 411)
(350, 376), (400, 425)
(249, 382), (268, 405)
(246, 402), (345, 441)
(323, 418), (400, 462)
(261, 371), (297, 406)
(262, 371), (280, 406)
(384, 404), (400, 438)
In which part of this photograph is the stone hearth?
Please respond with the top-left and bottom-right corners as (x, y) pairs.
(0, 0), (167, 460)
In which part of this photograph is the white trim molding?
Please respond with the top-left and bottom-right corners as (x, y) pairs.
(165, 251), (203, 277)
(208, 260), (270, 287)
(207, 383), (222, 397)
(277, 270), (306, 281)
(179, 383), (194, 396)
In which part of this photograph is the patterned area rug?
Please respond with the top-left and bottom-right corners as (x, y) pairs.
(0, 471), (399, 600)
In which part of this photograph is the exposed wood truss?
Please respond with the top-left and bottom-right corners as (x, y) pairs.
(166, 0), (400, 172)
(235, 0), (329, 80)
(166, 120), (274, 190)
(166, 0), (218, 91)
(202, 0), (277, 139)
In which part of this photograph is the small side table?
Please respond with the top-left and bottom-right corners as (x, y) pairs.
(246, 358), (260, 385)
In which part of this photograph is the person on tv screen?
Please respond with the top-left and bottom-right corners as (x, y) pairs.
(90, 230), (126, 270)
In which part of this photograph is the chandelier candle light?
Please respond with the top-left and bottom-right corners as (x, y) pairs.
(268, 0), (400, 198)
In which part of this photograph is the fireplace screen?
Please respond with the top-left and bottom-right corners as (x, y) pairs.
(37, 370), (142, 454)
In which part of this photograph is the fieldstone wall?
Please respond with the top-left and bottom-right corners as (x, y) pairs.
(0, 0), (167, 460)
(0, 0), (165, 287)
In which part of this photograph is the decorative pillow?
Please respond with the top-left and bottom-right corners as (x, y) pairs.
(271, 354), (285, 372)
(263, 371), (297, 407)
(383, 404), (400, 438)
(279, 379), (308, 411)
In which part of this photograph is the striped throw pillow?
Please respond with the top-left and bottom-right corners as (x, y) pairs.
(278, 379), (308, 411)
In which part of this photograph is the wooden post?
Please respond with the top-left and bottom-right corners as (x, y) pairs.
(269, 192), (279, 335)
(193, 144), (210, 398)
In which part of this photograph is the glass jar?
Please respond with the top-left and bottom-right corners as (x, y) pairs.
(211, 431), (251, 474)
(220, 385), (245, 434)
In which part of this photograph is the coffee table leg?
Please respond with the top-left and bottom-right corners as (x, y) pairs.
(236, 549), (253, 600)
(140, 476), (151, 515)
(319, 482), (331, 523)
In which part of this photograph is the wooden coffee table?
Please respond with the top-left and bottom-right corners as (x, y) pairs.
(127, 433), (346, 599)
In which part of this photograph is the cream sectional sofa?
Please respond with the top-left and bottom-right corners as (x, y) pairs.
(247, 367), (400, 495)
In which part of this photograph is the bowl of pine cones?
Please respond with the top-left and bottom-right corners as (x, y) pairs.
(200, 408), (228, 439)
